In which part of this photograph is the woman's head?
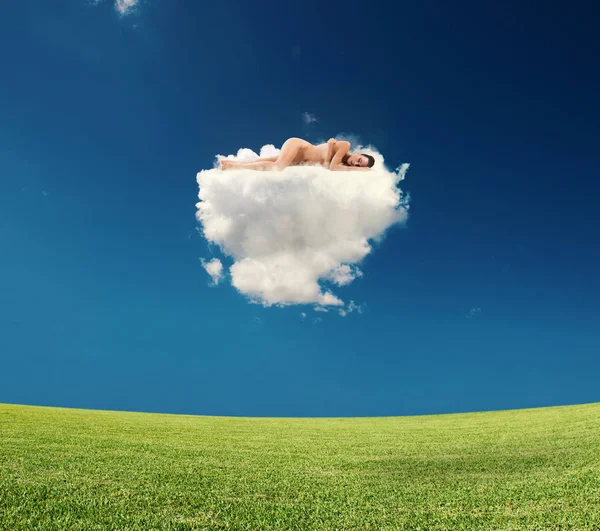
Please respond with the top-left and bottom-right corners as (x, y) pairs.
(345, 153), (375, 168)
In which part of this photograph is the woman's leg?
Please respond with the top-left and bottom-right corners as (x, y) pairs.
(221, 158), (276, 170)
(220, 139), (305, 171)
(273, 138), (304, 170)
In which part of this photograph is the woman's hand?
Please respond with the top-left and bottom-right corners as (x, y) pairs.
(327, 138), (336, 146)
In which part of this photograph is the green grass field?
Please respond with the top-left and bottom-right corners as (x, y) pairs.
(1, 402), (599, 530)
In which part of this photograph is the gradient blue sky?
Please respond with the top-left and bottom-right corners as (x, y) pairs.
(1, 0), (598, 417)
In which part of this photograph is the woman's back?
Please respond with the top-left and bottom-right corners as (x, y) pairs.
(302, 141), (329, 165)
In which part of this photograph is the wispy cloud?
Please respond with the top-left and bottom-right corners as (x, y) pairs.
(201, 258), (224, 286)
(334, 132), (362, 148)
(196, 143), (410, 309)
(89, 0), (140, 16)
(115, 0), (139, 15)
(302, 112), (318, 125)
(466, 307), (482, 319)
(339, 300), (365, 317)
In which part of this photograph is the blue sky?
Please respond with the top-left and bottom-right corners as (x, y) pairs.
(1, 0), (598, 417)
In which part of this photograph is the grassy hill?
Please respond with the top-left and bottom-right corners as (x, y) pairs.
(1, 402), (599, 530)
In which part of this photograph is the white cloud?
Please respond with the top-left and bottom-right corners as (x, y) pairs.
(89, 0), (139, 15)
(302, 112), (318, 125)
(115, 0), (139, 15)
(395, 163), (410, 181)
(326, 264), (363, 286)
(335, 132), (363, 148)
(201, 258), (224, 285)
(195, 143), (409, 308)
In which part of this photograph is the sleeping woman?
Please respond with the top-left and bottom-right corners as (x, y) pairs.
(219, 138), (375, 171)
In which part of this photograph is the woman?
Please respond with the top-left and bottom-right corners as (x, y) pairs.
(220, 137), (375, 171)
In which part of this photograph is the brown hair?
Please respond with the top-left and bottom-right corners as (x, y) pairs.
(342, 153), (375, 168)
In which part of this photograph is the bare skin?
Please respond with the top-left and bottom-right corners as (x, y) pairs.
(220, 138), (372, 171)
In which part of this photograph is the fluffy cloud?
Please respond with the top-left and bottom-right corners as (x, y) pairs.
(326, 264), (363, 286)
(195, 144), (409, 308)
(201, 258), (223, 285)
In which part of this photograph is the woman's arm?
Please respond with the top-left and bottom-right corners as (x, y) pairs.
(329, 140), (350, 170)
(329, 141), (369, 171)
